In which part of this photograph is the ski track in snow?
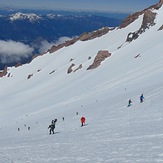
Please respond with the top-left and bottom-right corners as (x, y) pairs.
(1, 79), (163, 163)
(1, 94), (163, 163)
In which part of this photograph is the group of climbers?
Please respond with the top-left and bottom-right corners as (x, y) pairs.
(128, 94), (145, 107)
(48, 115), (86, 134)
(16, 93), (146, 134)
(48, 94), (145, 134)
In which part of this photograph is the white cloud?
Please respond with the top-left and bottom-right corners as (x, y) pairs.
(38, 40), (55, 54)
(55, 36), (72, 45)
(38, 37), (72, 54)
(0, 37), (73, 64)
(0, 40), (34, 63)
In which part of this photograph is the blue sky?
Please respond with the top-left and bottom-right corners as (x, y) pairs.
(0, 0), (159, 12)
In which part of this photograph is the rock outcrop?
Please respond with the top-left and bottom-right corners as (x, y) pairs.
(79, 27), (110, 41)
(27, 74), (33, 79)
(0, 66), (7, 77)
(15, 63), (22, 68)
(141, 10), (156, 29)
(48, 39), (78, 54)
(73, 64), (82, 73)
(158, 25), (163, 30)
(48, 27), (110, 54)
(120, 11), (143, 29)
(126, 10), (157, 42)
(67, 63), (75, 74)
(120, 0), (163, 29)
(87, 50), (111, 70)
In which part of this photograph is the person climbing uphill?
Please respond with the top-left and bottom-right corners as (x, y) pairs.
(48, 119), (57, 134)
(140, 94), (145, 103)
(80, 116), (86, 127)
(128, 99), (132, 107)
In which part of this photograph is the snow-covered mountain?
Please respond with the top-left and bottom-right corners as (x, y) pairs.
(0, 11), (123, 70)
(10, 12), (41, 22)
(0, 1), (163, 162)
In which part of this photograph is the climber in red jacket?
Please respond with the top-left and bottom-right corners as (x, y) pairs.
(81, 116), (86, 127)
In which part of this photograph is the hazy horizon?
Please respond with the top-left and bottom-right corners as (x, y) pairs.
(0, 0), (159, 12)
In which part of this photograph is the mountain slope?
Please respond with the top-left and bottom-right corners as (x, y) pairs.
(0, 1), (163, 162)
(0, 11), (124, 70)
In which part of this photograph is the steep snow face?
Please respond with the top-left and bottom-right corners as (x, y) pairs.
(10, 12), (41, 22)
(0, 4), (163, 163)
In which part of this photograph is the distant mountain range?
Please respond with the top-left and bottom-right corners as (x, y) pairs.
(0, 8), (129, 69)
(0, 12), (123, 43)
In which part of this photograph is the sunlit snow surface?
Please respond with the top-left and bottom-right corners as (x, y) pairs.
(0, 6), (163, 163)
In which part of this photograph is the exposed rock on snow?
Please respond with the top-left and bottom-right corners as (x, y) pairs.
(27, 74), (33, 79)
(134, 54), (141, 58)
(48, 27), (110, 54)
(154, 0), (163, 9)
(120, 0), (162, 29)
(120, 12), (143, 29)
(67, 63), (75, 74)
(15, 63), (22, 68)
(73, 64), (82, 73)
(126, 10), (157, 42)
(158, 25), (163, 30)
(48, 39), (78, 54)
(79, 27), (110, 41)
(141, 10), (156, 29)
(87, 50), (111, 70)
(0, 66), (7, 77)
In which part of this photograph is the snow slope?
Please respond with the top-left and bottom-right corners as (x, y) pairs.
(0, 3), (163, 163)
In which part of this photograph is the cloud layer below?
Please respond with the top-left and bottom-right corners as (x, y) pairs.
(0, 40), (34, 63)
(0, 37), (72, 64)
(38, 36), (72, 54)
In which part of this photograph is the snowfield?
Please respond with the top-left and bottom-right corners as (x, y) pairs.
(0, 3), (163, 163)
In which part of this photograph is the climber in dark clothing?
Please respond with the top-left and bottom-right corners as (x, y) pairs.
(140, 94), (145, 103)
(48, 123), (55, 134)
(48, 119), (57, 134)
(128, 99), (132, 107)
